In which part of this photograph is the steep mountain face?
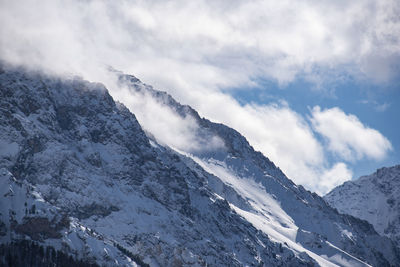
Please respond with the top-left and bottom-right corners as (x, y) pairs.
(325, 165), (400, 248)
(0, 64), (399, 267)
(0, 65), (316, 266)
(115, 72), (400, 266)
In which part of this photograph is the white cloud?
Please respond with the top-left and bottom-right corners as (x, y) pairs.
(0, 0), (396, 194)
(319, 163), (353, 195)
(199, 95), (325, 173)
(1, 0), (399, 88)
(191, 94), (355, 195)
(310, 106), (392, 161)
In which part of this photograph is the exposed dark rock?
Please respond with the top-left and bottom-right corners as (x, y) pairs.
(74, 203), (119, 220)
(12, 216), (69, 241)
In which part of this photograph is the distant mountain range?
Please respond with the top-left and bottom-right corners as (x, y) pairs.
(325, 165), (400, 250)
(0, 63), (399, 266)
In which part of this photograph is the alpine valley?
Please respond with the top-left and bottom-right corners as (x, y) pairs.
(1, 63), (399, 267)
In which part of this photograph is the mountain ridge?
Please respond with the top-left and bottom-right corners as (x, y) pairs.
(0, 64), (316, 266)
(325, 164), (400, 249)
(113, 69), (400, 266)
(0, 63), (399, 266)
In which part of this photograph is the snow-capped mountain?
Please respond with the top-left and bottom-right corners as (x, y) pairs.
(0, 64), (399, 267)
(0, 64), (316, 266)
(115, 72), (400, 267)
(325, 165), (400, 248)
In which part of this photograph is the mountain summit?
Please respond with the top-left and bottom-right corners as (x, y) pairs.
(0, 64), (399, 266)
(325, 165), (400, 249)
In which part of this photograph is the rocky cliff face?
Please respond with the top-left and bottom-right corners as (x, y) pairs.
(116, 71), (400, 267)
(325, 165), (400, 249)
(0, 64), (399, 266)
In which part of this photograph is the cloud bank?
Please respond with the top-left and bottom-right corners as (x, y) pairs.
(1, 0), (399, 87)
(0, 0), (397, 194)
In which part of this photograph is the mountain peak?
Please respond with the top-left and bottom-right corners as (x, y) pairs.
(1, 65), (399, 266)
(325, 164), (400, 248)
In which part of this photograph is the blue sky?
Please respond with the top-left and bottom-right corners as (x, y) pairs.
(1, 0), (399, 194)
(230, 75), (400, 181)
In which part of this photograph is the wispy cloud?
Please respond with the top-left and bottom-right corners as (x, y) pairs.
(359, 99), (391, 112)
(110, 82), (225, 153)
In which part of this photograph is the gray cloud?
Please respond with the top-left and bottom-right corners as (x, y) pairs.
(0, 0), (396, 194)
(1, 0), (399, 87)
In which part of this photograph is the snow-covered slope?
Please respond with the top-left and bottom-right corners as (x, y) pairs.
(0, 65), (317, 266)
(0, 64), (399, 266)
(325, 165), (400, 248)
(115, 71), (400, 267)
